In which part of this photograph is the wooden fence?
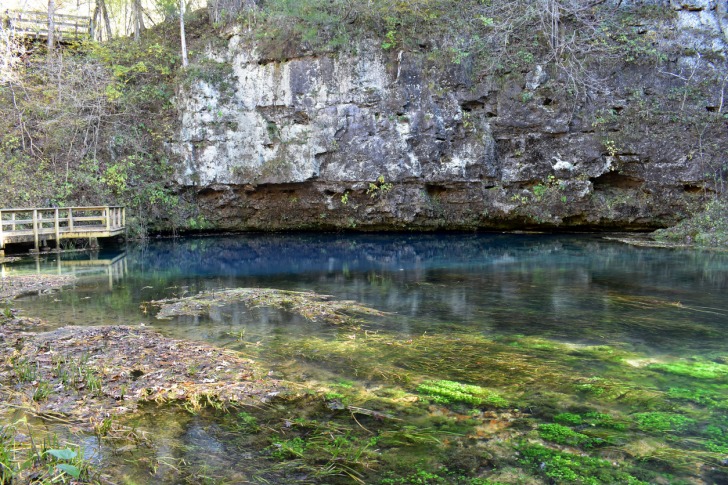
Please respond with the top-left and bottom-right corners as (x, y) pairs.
(0, 206), (125, 254)
(2, 10), (92, 42)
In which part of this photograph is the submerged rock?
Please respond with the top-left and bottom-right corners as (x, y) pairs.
(148, 287), (388, 325)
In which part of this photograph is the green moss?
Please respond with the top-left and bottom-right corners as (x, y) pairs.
(519, 444), (647, 484)
(632, 412), (695, 434)
(649, 360), (728, 380)
(416, 380), (508, 408)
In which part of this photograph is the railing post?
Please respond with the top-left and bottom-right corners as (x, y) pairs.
(32, 209), (39, 251)
(122, 207), (126, 228)
(11, 212), (15, 231)
(54, 208), (60, 250)
(0, 210), (4, 257)
(68, 208), (74, 232)
(106, 206), (111, 231)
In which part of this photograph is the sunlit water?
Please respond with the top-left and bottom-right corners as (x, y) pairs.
(5, 233), (728, 483)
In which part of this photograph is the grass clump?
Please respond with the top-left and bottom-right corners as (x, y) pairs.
(632, 412), (695, 434)
(417, 380), (508, 408)
(519, 444), (647, 484)
(648, 360), (728, 380)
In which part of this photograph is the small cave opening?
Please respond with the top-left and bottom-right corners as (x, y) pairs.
(590, 172), (643, 190)
(683, 184), (704, 194)
(425, 184), (448, 198)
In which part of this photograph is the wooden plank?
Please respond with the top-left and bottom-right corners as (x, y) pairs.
(8, 10), (92, 21)
(54, 208), (60, 249)
(33, 209), (39, 250)
(12, 19), (90, 28)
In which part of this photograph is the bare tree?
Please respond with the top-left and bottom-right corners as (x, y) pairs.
(180, 0), (188, 67)
(133, 0), (145, 41)
(47, 0), (55, 52)
(91, 0), (114, 41)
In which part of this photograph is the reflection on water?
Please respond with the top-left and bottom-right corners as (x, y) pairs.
(12, 233), (728, 354)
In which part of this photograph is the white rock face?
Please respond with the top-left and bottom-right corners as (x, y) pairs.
(173, 40), (497, 187)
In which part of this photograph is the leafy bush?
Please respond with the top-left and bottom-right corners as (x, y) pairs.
(654, 199), (728, 248)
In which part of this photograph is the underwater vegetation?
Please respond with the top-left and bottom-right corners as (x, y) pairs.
(416, 380), (508, 408)
(200, 321), (728, 484)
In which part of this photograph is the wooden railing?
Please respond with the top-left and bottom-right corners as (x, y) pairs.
(2, 10), (92, 42)
(0, 206), (125, 253)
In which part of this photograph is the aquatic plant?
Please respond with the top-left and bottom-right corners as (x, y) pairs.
(416, 380), (508, 408)
(233, 411), (260, 433)
(702, 425), (728, 453)
(632, 412), (695, 434)
(583, 412), (627, 431)
(537, 423), (602, 448)
(648, 360), (728, 380)
(270, 436), (306, 459)
(666, 387), (724, 408)
(379, 466), (497, 484)
(553, 412), (583, 425)
(519, 444), (647, 484)
(0, 426), (95, 484)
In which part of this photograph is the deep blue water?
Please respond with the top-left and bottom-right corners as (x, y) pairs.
(9, 233), (728, 356)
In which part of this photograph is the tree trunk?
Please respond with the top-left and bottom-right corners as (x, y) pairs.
(133, 0), (145, 41)
(47, 0), (55, 52)
(100, 0), (113, 41)
(91, 1), (100, 41)
(180, 0), (188, 68)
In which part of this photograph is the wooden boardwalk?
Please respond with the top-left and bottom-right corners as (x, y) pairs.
(2, 10), (92, 43)
(0, 206), (125, 255)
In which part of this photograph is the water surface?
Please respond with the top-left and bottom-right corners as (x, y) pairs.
(6, 234), (728, 483)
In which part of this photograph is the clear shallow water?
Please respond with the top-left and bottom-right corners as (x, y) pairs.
(11, 233), (728, 355)
(5, 234), (728, 484)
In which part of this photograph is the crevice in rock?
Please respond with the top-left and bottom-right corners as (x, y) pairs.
(590, 172), (643, 190)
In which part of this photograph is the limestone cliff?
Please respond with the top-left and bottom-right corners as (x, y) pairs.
(171, 1), (728, 231)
